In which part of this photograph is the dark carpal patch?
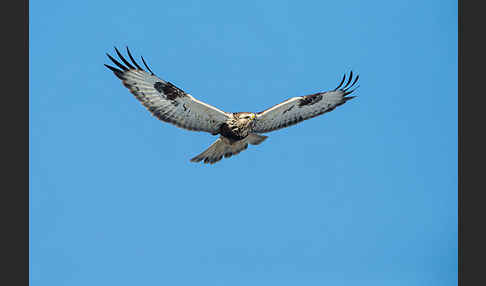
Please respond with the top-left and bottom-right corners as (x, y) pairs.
(154, 82), (165, 93)
(154, 81), (186, 100)
(298, 93), (323, 107)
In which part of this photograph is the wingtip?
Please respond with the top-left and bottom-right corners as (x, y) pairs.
(343, 71), (354, 89)
(334, 70), (360, 93)
(114, 46), (135, 70)
(104, 64), (124, 79)
(334, 73), (346, 90)
(126, 46), (144, 70)
(141, 55), (155, 75)
(344, 74), (359, 92)
(106, 52), (129, 71)
(343, 84), (360, 96)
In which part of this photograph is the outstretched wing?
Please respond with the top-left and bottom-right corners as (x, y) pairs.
(105, 47), (230, 134)
(251, 72), (359, 133)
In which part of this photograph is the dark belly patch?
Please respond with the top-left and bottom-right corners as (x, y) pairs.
(219, 123), (245, 141)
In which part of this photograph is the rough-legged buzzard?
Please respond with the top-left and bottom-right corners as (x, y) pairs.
(105, 47), (359, 164)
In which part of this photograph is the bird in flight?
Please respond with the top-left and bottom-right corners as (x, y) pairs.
(105, 47), (359, 164)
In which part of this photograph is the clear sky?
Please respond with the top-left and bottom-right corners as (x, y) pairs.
(30, 1), (457, 285)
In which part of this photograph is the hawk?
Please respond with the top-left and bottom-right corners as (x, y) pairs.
(105, 47), (359, 164)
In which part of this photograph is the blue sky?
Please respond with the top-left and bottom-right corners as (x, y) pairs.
(30, 1), (457, 285)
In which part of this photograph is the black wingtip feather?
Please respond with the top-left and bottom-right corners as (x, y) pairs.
(106, 53), (128, 71)
(114, 47), (135, 70)
(343, 71), (354, 89)
(335, 74), (346, 90)
(344, 85), (360, 96)
(334, 71), (360, 94)
(344, 74), (359, 91)
(141, 56), (154, 75)
(126, 47), (144, 70)
(104, 64), (124, 79)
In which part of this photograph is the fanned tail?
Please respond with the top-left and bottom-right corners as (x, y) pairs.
(190, 134), (268, 164)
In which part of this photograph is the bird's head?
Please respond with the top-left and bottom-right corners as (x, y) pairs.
(233, 112), (257, 129)
(247, 113), (257, 121)
(237, 112), (256, 121)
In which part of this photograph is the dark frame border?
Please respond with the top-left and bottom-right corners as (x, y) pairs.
(459, 1), (486, 285)
(3, 0), (29, 285)
(13, 0), (481, 285)
(458, 1), (462, 284)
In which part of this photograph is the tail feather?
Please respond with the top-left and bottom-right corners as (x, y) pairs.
(190, 134), (268, 164)
(246, 134), (268, 145)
